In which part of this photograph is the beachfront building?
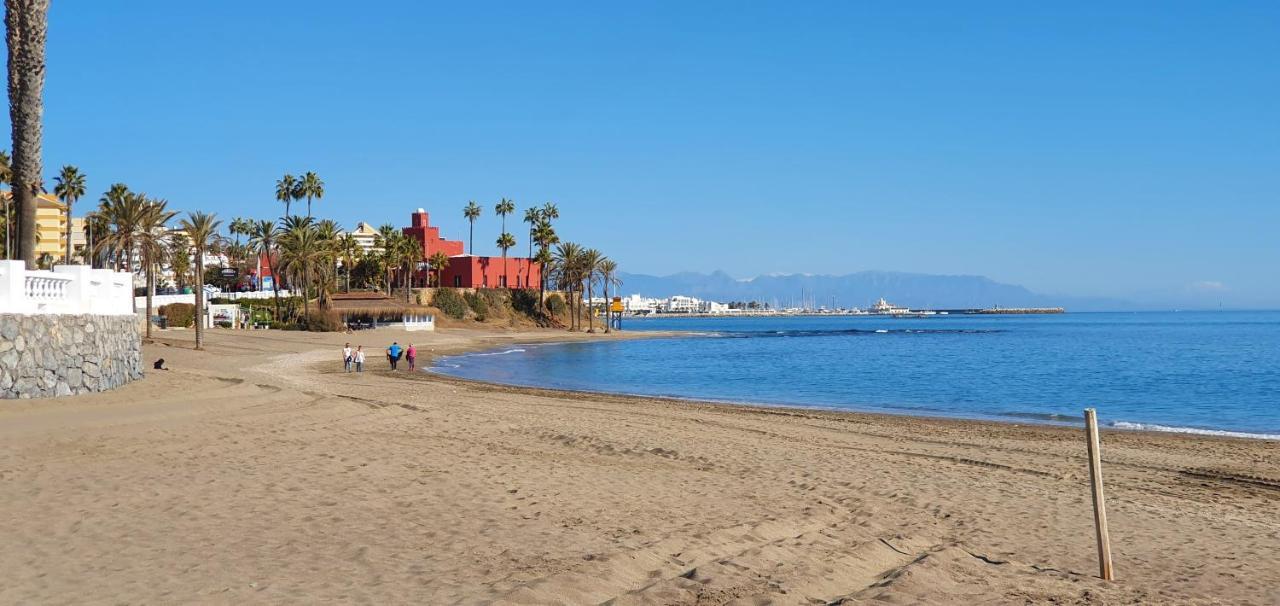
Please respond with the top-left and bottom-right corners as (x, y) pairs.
(400, 209), (542, 289)
(347, 222), (382, 254)
(3, 192), (70, 261)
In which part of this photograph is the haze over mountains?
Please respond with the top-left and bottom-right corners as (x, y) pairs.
(616, 270), (1133, 311)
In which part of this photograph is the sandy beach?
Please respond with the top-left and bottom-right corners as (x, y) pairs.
(2, 326), (1278, 605)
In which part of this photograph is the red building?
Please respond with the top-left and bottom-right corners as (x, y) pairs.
(402, 209), (542, 289)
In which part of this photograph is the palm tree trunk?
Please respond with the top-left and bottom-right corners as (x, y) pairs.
(63, 198), (72, 263)
(303, 262), (311, 323)
(586, 279), (595, 333)
(145, 262), (154, 339)
(468, 221), (473, 255)
(6, 0), (48, 268)
(194, 246), (205, 350)
(603, 277), (610, 334)
(265, 250), (280, 320)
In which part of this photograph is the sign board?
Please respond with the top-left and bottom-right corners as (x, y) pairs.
(609, 301), (624, 313)
(260, 276), (274, 290)
(219, 267), (238, 278)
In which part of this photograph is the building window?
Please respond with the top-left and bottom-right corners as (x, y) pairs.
(500, 276), (507, 288)
(453, 275), (462, 287)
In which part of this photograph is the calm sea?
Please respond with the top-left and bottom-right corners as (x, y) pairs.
(431, 312), (1280, 439)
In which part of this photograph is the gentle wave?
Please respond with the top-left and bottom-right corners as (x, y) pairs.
(465, 348), (527, 357)
(718, 328), (1003, 338)
(1110, 421), (1280, 441)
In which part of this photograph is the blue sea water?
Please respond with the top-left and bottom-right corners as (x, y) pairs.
(431, 312), (1280, 439)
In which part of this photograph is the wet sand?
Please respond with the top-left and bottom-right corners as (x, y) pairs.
(1, 326), (1277, 604)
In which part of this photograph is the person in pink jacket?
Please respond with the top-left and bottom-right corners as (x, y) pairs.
(406, 344), (417, 371)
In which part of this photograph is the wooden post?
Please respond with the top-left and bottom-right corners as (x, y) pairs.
(1084, 408), (1115, 580)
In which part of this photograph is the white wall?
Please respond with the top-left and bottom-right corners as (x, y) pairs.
(134, 289), (292, 312)
(0, 261), (134, 315)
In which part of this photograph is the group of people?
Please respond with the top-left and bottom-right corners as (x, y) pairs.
(342, 341), (416, 373)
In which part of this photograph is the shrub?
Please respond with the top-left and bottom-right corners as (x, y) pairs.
(215, 320), (233, 329)
(159, 303), (196, 328)
(433, 288), (468, 319)
(545, 293), (566, 316)
(464, 291), (488, 321)
(511, 289), (541, 316)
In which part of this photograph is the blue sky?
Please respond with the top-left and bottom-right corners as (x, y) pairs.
(16, 1), (1280, 306)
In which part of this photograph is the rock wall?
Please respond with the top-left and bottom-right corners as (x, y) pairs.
(0, 314), (142, 399)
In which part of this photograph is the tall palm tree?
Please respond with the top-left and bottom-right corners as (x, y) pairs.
(522, 206), (540, 286)
(463, 200), (481, 254)
(180, 211), (221, 350)
(580, 248), (602, 332)
(277, 220), (322, 324)
(533, 218), (559, 303)
(599, 258), (621, 333)
(534, 246), (554, 311)
(275, 173), (297, 217)
(137, 198), (176, 339)
(338, 232), (361, 292)
(494, 198), (516, 285)
(247, 219), (281, 318)
(296, 171), (324, 217)
(541, 202), (559, 226)
(52, 165), (85, 263)
(428, 250), (450, 287)
(6, 0), (49, 267)
(496, 232), (516, 288)
(553, 242), (582, 330)
(396, 234), (421, 301)
(375, 223), (397, 295)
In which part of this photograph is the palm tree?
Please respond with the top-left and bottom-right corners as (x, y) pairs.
(541, 202), (559, 226)
(5, 6), (44, 264)
(375, 223), (397, 295)
(338, 232), (361, 292)
(277, 220), (323, 324)
(463, 200), (481, 254)
(428, 251), (450, 287)
(275, 173), (297, 217)
(180, 211), (221, 350)
(296, 171), (324, 217)
(533, 218), (559, 304)
(522, 207), (540, 286)
(137, 198), (176, 339)
(395, 234), (421, 302)
(168, 233), (191, 290)
(553, 242), (582, 330)
(534, 247), (554, 311)
(6, 0), (49, 267)
(247, 219), (281, 318)
(599, 258), (621, 333)
(580, 248), (602, 332)
(52, 165), (85, 263)
(496, 232), (516, 288)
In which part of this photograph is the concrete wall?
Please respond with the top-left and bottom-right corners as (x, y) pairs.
(0, 314), (143, 399)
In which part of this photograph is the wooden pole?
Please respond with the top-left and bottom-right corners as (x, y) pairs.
(1084, 408), (1115, 580)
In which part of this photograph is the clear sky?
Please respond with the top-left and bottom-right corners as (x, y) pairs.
(15, 1), (1280, 306)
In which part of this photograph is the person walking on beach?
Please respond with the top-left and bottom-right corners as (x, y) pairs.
(343, 343), (353, 373)
(354, 346), (365, 372)
(406, 344), (417, 371)
(387, 341), (403, 370)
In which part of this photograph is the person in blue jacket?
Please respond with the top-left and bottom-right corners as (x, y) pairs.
(387, 341), (403, 370)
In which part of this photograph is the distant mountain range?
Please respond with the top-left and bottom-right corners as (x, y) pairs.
(615, 270), (1133, 312)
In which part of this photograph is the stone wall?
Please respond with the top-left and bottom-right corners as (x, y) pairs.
(1, 314), (143, 399)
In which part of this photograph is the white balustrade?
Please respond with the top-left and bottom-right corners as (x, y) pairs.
(0, 260), (135, 315)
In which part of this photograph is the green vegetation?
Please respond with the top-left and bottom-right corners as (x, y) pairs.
(433, 288), (468, 319)
(158, 303), (195, 328)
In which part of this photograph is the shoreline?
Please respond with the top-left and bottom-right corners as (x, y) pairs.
(420, 333), (1280, 443)
(3, 325), (1278, 603)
